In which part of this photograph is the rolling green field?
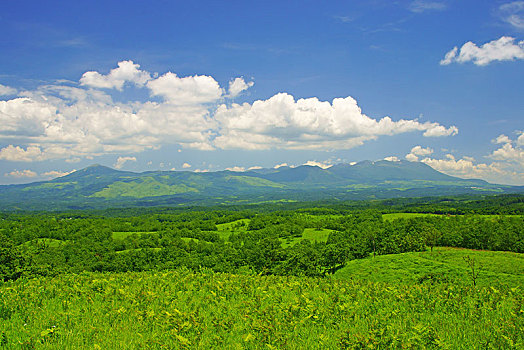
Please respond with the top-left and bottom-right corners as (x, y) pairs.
(382, 213), (442, 220)
(281, 228), (333, 248)
(335, 247), (524, 287)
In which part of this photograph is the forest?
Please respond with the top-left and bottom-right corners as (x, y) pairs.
(1, 194), (523, 281)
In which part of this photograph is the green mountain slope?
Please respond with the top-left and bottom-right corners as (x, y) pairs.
(0, 161), (521, 210)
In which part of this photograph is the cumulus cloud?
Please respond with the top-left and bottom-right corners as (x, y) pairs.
(412, 145), (434, 156)
(4, 169), (37, 178)
(0, 145), (46, 162)
(213, 93), (457, 150)
(147, 72), (223, 105)
(408, 1), (446, 13)
(517, 132), (524, 146)
(406, 145), (434, 162)
(421, 156), (510, 181)
(493, 134), (512, 144)
(225, 166), (245, 172)
(303, 160), (332, 169)
(248, 166), (263, 170)
(384, 156), (400, 162)
(499, 1), (524, 29)
(0, 84), (17, 96)
(80, 60), (151, 90)
(413, 133), (524, 185)
(114, 156), (136, 169)
(182, 163), (191, 169)
(490, 142), (524, 166)
(440, 36), (524, 66)
(0, 60), (458, 164)
(228, 77), (254, 98)
(274, 163), (289, 169)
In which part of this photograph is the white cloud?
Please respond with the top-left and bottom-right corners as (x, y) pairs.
(490, 143), (524, 166)
(147, 72), (223, 105)
(228, 77), (254, 98)
(517, 132), (524, 146)
(422, 125), (458, 137)
(41, 170), (74, 179)
(248, 166), (263, 170)
(411, 145), (434, 156)
(408, 1), (446, 13)
(499, 2), (524, 29)
(0, 84), (17, 96)
(194, 168), (209, 173)
(0, 60), (458, 163)
(274, 163), (289, 169)
(440, 47), (458, 65)
(405, 145), (433, 162)
(417, 133), (524, 185)
(405, 153), (419, 162)
(182, 163), (191, 169)
(80, 60), (151, 90)
(4, 169), (37, 178)
(493, 134), (512, 144)
(384, 156), (400, 162)
(421, 156), (507, 180)
(440, 36), (524, 66)
(213, 93), (457, 150)
(0, 145), (46, 162)
(114, 156), (136, 169)
(303, 160), (332, 169)
(225, 166), (245, 172)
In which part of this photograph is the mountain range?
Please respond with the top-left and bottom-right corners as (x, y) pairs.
(0, 160), (521, 210)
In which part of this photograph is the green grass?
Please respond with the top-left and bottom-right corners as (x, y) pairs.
(0, 269), (521, 349)
(281, 228), (333, 248)
(216, 219), (250, 232)
(215, 219), (250, 240)
(334, 247), (524, 288)
(382, 213), (442, 220)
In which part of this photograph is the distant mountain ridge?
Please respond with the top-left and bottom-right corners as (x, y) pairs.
(0, 160), (519, 210)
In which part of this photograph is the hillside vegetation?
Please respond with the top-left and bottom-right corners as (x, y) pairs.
(0, 196), (523, 348)
(335, 247), (524, 287)
(1, 268), (522, 349)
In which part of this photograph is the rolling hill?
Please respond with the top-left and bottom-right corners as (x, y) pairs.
(0, 160), (521, 210)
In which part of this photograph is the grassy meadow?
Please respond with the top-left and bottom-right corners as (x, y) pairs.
(0, 267), (522, 349)
(0, 247), (522, 349)
(335, 247), (524, 287)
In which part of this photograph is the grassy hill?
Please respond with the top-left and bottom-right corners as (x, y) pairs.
(335, 247), (524, 287)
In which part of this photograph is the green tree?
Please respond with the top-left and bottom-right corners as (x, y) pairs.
(0, 233), (27, 281)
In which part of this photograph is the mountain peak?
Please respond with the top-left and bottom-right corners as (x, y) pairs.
(56, 164), (126, 181)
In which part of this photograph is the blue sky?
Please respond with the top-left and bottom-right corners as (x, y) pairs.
(0, 0), (523, 185)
